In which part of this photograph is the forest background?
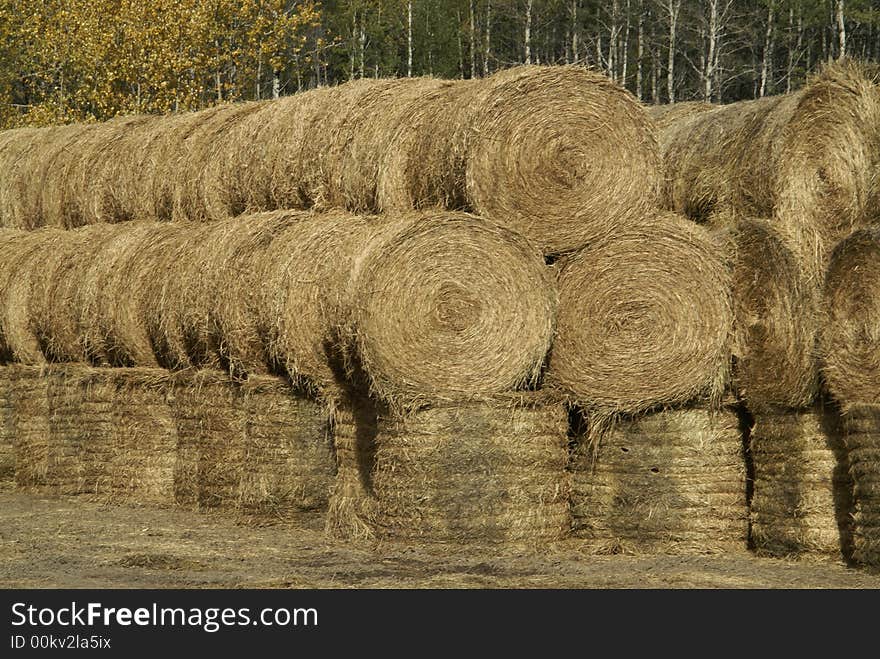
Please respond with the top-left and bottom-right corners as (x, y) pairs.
(0, 1), (876, 128)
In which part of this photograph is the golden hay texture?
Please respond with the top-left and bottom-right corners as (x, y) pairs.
(108, 368), (177, 505)
(348, 212), (556, 406)
(371, 392), (570, 547)
(464, 65), (661, 255)
(324, 383), (382, 541)
(238, 375), (334, 514)
(570, 405), (748, 555)
(657, 60), (880, 282)
(749, 407), (853, 559)
(0, 229), (66, 365)
(170, 370), (334, 513)
(10, 365), (51, 488)
(723, 216), (819, 410)
(549, 213), (732, 414)
(841, 407), (880, 566)
(170, 370), (245, 509)
(647, 101), (715, 133)
(0, 367), (13, 480)
(0, 127), (44, 228)
(42, 365), (115, 496)
(377, 79), (476, 212)
(820, 228), (880, 411)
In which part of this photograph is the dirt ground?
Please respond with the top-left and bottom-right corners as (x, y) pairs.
(1, 482), (878, 589)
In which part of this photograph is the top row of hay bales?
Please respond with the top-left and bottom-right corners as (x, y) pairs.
(0, 66), (660, 257)
(650, 59), (880, 412)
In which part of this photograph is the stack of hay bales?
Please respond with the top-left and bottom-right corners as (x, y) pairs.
(651, 60), (880, 561)
(821, 228), (880, 567)
(720, 216), (850, 559)
(329, 213), (565, 546)
(548, 211), (745, 554)
(0, 66), (660, 257)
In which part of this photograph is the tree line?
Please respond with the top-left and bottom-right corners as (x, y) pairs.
(1, 0), (878, 128)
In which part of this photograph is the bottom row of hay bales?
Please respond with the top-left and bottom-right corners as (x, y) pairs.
(5, 363), (878, 562)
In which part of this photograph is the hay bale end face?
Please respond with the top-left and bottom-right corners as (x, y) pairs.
(372, 392), (570, 547)
(821, 228), (880, 411)
(749, 407), (853, 559)
(550, 213), (732, 415)
(841, 407), (880, 566)
(466, 65), (661, 255)
(725, 217), (819, 410)
(570, 405), (748, 555)
(349, 212), (556, 407)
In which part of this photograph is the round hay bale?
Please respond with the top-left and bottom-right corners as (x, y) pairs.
(28, 224), (111, 364)
(0, 127), (44, 228)
(239, 375), (334, 514)
(170, 101), (265, 222)
(81, 224), (166, 367)
(349, 212), (556, 406)
(299, 79), (397, 208)
(260, 210), (378, 392)
(331, 77), (448, 212)
(8, 364), (50, 488)
(570, 404), (748, 555)
(0, 366), (14, 480)
(378, 79), (476, 212)
(108, 368), (176, 505)
(549, 213), (732, 414)
(169, 369), (244, 509)
(465, 65), (662, 255)
(657, 60), (880, 279)
(841, 407), (880, 566)
(821, 227), (880, 410)
(725, 216), (819, 410)
(372, 391), (570, 547)
(647, 101), (716, 132)
(749, 407), (853, 559)
(0, 229), (66, 364)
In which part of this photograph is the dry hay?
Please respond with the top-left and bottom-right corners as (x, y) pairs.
(647, 101), (716, 133)
(0, 367), (14, 480)
(657, 60), (880, 281)
(170, 102), (266, 222)
(0, 127), (44, 228)
(378, 79), (477, 212)
(28, 225), (113, 364)
(549, 213), (732, 415)
(570, 404), (748, 555)
(820, 227), (880, 411)
(371, 391), (570, 547)
(324, 383), (382, 541)
(169, 369), (244, 509)
(80, 224), (169, 367)
(239, 375), (334, 514)
(107, 368), (177, 505)
(348, 212), (556, 406)
(329, 77), (448, 213)
(8, 365), (50, 487)
(39, 365), (115, 496)
(464, 65), (662, 255)
(749, 406), (853, 560)
(840, 407), (880, 566)
(723, 216), (819, 410)
(0, 228), (66, 365)
(260, 210), (378, 392)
